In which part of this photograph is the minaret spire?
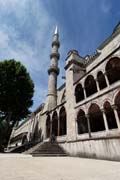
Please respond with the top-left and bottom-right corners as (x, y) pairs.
(47, 26), (60, 111)
(54, 25), (58, 35)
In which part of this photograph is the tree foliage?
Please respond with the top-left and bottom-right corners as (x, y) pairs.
(0, 59), (34, 126)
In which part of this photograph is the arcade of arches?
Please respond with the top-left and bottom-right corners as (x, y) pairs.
(46, 57), (120, 138)
(46, 106), (67, 138)
(77, 92), (120, 136)
(46, 91), (120, 138)
(75, 57), (120, 103)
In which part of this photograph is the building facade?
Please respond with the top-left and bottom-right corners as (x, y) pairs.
(8, 23), (120, 161)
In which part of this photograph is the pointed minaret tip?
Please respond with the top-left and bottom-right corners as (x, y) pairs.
(54, 25), (58, 35)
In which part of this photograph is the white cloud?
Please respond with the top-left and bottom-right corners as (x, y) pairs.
(0, 30), (9, 49)
(0, 0), (27, 14)
(0, 0), (57, 110)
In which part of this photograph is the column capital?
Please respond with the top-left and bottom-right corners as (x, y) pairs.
(112, 104), (118, 110)
(101, 109), (105, 113)
(104, 72), (108, 75)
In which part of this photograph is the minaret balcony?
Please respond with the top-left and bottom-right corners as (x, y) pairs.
(48, 65), (60, 75)
(50, 52), (60, 59)
(52, 40), (60, 48)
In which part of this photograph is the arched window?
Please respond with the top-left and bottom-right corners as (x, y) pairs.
(85, 75), (97, 97)
(59, 106), (67, 136)
(77, 109), (88, 134)
(115, 91), (120, 120)
(106, 57), (120, 84)
(104, 101), (117, 129)
(75, 83), (84, 103)
(97, 71), (107, 90)
(46, 115), (50, 138)
(52, 111), (58, 136)
(89, 103), (105, 132)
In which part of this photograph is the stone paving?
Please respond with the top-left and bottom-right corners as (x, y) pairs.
(0, 154), (120, 180)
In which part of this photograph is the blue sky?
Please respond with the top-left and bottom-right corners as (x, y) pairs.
(0, 0), (120, 111)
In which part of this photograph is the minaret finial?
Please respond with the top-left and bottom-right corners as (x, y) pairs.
(54, 25), (58, 35)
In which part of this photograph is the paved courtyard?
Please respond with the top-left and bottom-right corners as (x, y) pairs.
(0, 154), (120, 180)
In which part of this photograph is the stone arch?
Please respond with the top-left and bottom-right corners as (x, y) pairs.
(52, 111), (58, 136)
(105, 57), (120, 84)
(112, 89), (120, 104)
(84, 75), (97, 97)
(88, 103), (105, 132)
(88, 100), (103, 110)
(102, 98), (112, 108)
(22, 135), (28, 145)
(95, 69), (105, 77)
(114, 91), (120, 121)
(75, 83), (84, 103)
(46, 115), (51, 138)
(104, 101), (117, 129)
(97, 71), (107, 90)
(59, 106), (67, 136)
(77, 109), (88, 134)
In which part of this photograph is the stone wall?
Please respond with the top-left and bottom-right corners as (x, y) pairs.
(59, 136), (120, 161)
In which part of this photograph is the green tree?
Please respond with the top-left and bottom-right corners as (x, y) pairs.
(0, 59), (34, 128)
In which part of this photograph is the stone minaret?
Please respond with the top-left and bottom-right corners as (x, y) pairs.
(47, 26), (60, 111)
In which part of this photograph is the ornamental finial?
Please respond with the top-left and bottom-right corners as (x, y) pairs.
(54, 25), (58, 35)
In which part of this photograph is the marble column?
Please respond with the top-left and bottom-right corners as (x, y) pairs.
(86, 114), (91, 138)
(101, 109), (109, 131)
(104, 73), (109, 87)
(83, 87), (87, 99)
(96, 79), (100, 92)
(75, 118), (78, 140)
(58, 118), (60, 136)
(112, 105), (120, 130)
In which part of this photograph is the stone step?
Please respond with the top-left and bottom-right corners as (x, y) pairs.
(32, 151), (66, 154)
(33, 150), (65, 153)
(31, 142), (67, 157)
(24, 142), (44, 154)
(34, 147), (65, 151)
(32, 153), (68, 157)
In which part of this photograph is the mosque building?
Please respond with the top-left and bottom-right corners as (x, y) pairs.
(8, 23), (120, 161)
